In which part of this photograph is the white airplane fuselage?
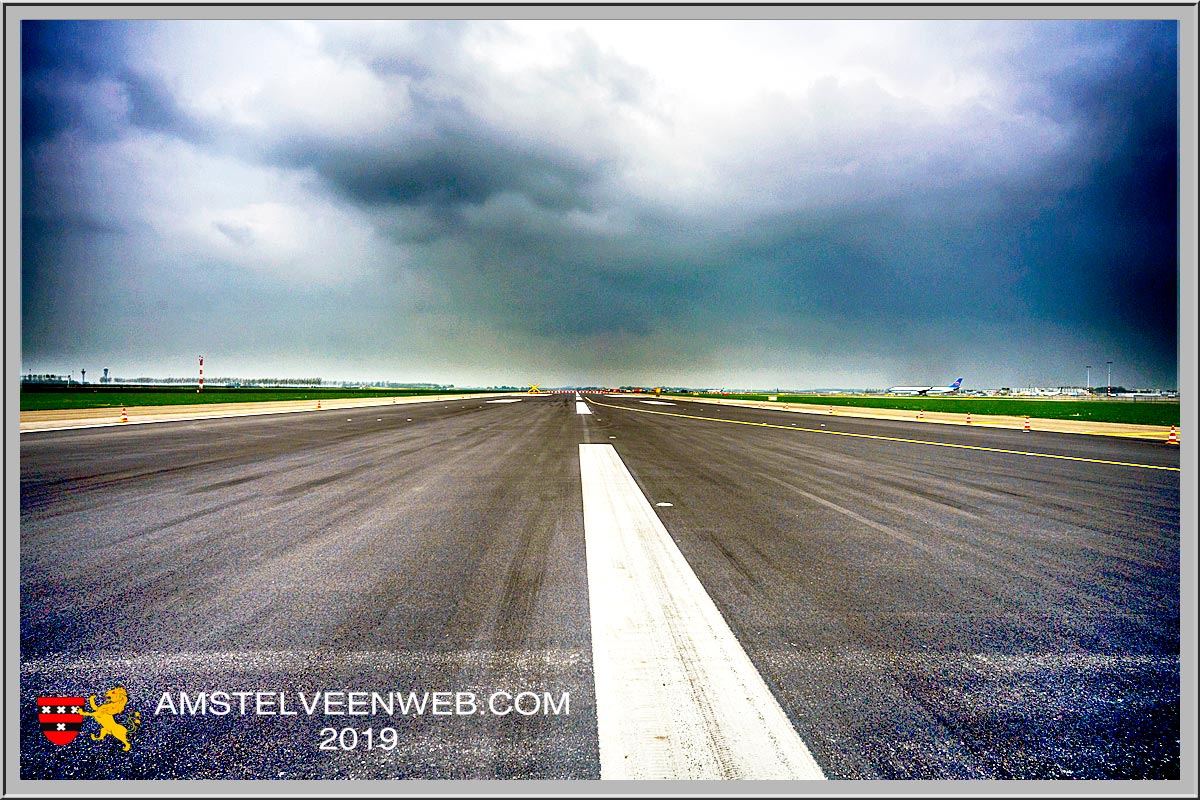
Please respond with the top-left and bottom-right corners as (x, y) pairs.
(887, 378), (963, 396)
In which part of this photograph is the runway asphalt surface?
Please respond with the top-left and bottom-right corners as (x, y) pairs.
(18, 393), (1181, 782)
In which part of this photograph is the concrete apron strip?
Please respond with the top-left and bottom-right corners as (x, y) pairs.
(579, 444), (824, 780)
(19, 393), (515, 433)
(664, 395), (1174, 441)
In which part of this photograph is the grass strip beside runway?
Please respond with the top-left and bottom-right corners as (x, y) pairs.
(666, 393), (1180, 426)
(20, 385), (498, 412)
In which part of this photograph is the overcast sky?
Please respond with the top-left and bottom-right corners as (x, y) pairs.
(20, 18), (1180, 389)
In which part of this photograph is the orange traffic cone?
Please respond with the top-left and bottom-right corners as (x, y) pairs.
(1167, 426), (1178, 445)
(829, 406), (834, 415)
(120, 407), (128, 423)
(1024, 416), (1031, 432)
(966, 411), (972, 425)
(917, 409), (924, 420)
(316, 400), (321, 410)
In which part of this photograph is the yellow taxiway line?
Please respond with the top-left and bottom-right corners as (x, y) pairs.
(586, 399), (1180, 473)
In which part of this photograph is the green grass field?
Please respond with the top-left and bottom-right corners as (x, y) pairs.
(19, 385), (496, 412)
(668, 392), (1181, 427)
(23, 385), (1180, 427)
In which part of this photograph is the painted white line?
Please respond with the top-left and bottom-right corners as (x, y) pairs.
(579, 444), (824, 780)
(486, 399), (524, 404)
(640, 400), (676, 405)
(576, 401), (592, 415)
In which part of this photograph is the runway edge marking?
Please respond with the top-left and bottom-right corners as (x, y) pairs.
(579, 443), (825, 780)
(587, 399), (1180, 473)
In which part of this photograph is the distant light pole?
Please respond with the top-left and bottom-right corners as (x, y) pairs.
(1086, 365), (1091, 392)
(1106, 361), (1113, 396)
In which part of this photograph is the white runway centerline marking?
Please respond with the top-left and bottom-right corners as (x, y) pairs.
(486, 398), (524, 403)
(576, 401), (592, 415)
(579, 444), (825, 780)
(640, 400), (676, 405)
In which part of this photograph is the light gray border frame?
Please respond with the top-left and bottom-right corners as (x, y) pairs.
(6, 3), (1196, 798)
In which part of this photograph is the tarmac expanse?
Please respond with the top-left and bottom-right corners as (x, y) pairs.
(18, 393), (1180, 782)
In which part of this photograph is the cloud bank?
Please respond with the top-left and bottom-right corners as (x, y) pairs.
(21, 19), (1180, 388)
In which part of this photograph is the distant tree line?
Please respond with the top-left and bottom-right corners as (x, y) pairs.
(20, 375), (466, 390)
(21, 374), (324, 387)
(22, 374), (71, 384)
(334, 381), (452, 389)
(115, 377), (326, 386)
(202, 377), (326, 386)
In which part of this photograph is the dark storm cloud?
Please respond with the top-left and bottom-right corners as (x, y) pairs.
(121, 69), (210, 141)
(667, 20), (1180, 384)
(419, 204), (717, 340)
(290, 126), (603, 214)
(257, 22), (631, 221)
(1009, 21), (1177, 357)
(19, 19), (1182, 388)
(21, 21), (195, 145)
(21, 21), (125, 142)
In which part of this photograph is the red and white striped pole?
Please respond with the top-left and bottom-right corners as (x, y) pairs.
(198, 355), (204, 393)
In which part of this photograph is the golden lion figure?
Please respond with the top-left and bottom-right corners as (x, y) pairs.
(80, 687), (141, 751)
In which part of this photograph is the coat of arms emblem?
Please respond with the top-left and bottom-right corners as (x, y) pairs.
(36, 696), (85, 746)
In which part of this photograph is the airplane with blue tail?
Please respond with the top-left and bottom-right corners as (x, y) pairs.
(887, 377), (964, 396)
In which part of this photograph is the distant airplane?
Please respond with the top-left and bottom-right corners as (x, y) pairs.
(887, 377), (964, 396)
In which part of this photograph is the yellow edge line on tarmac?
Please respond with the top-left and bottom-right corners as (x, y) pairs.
(588, 399), (1180, 473)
